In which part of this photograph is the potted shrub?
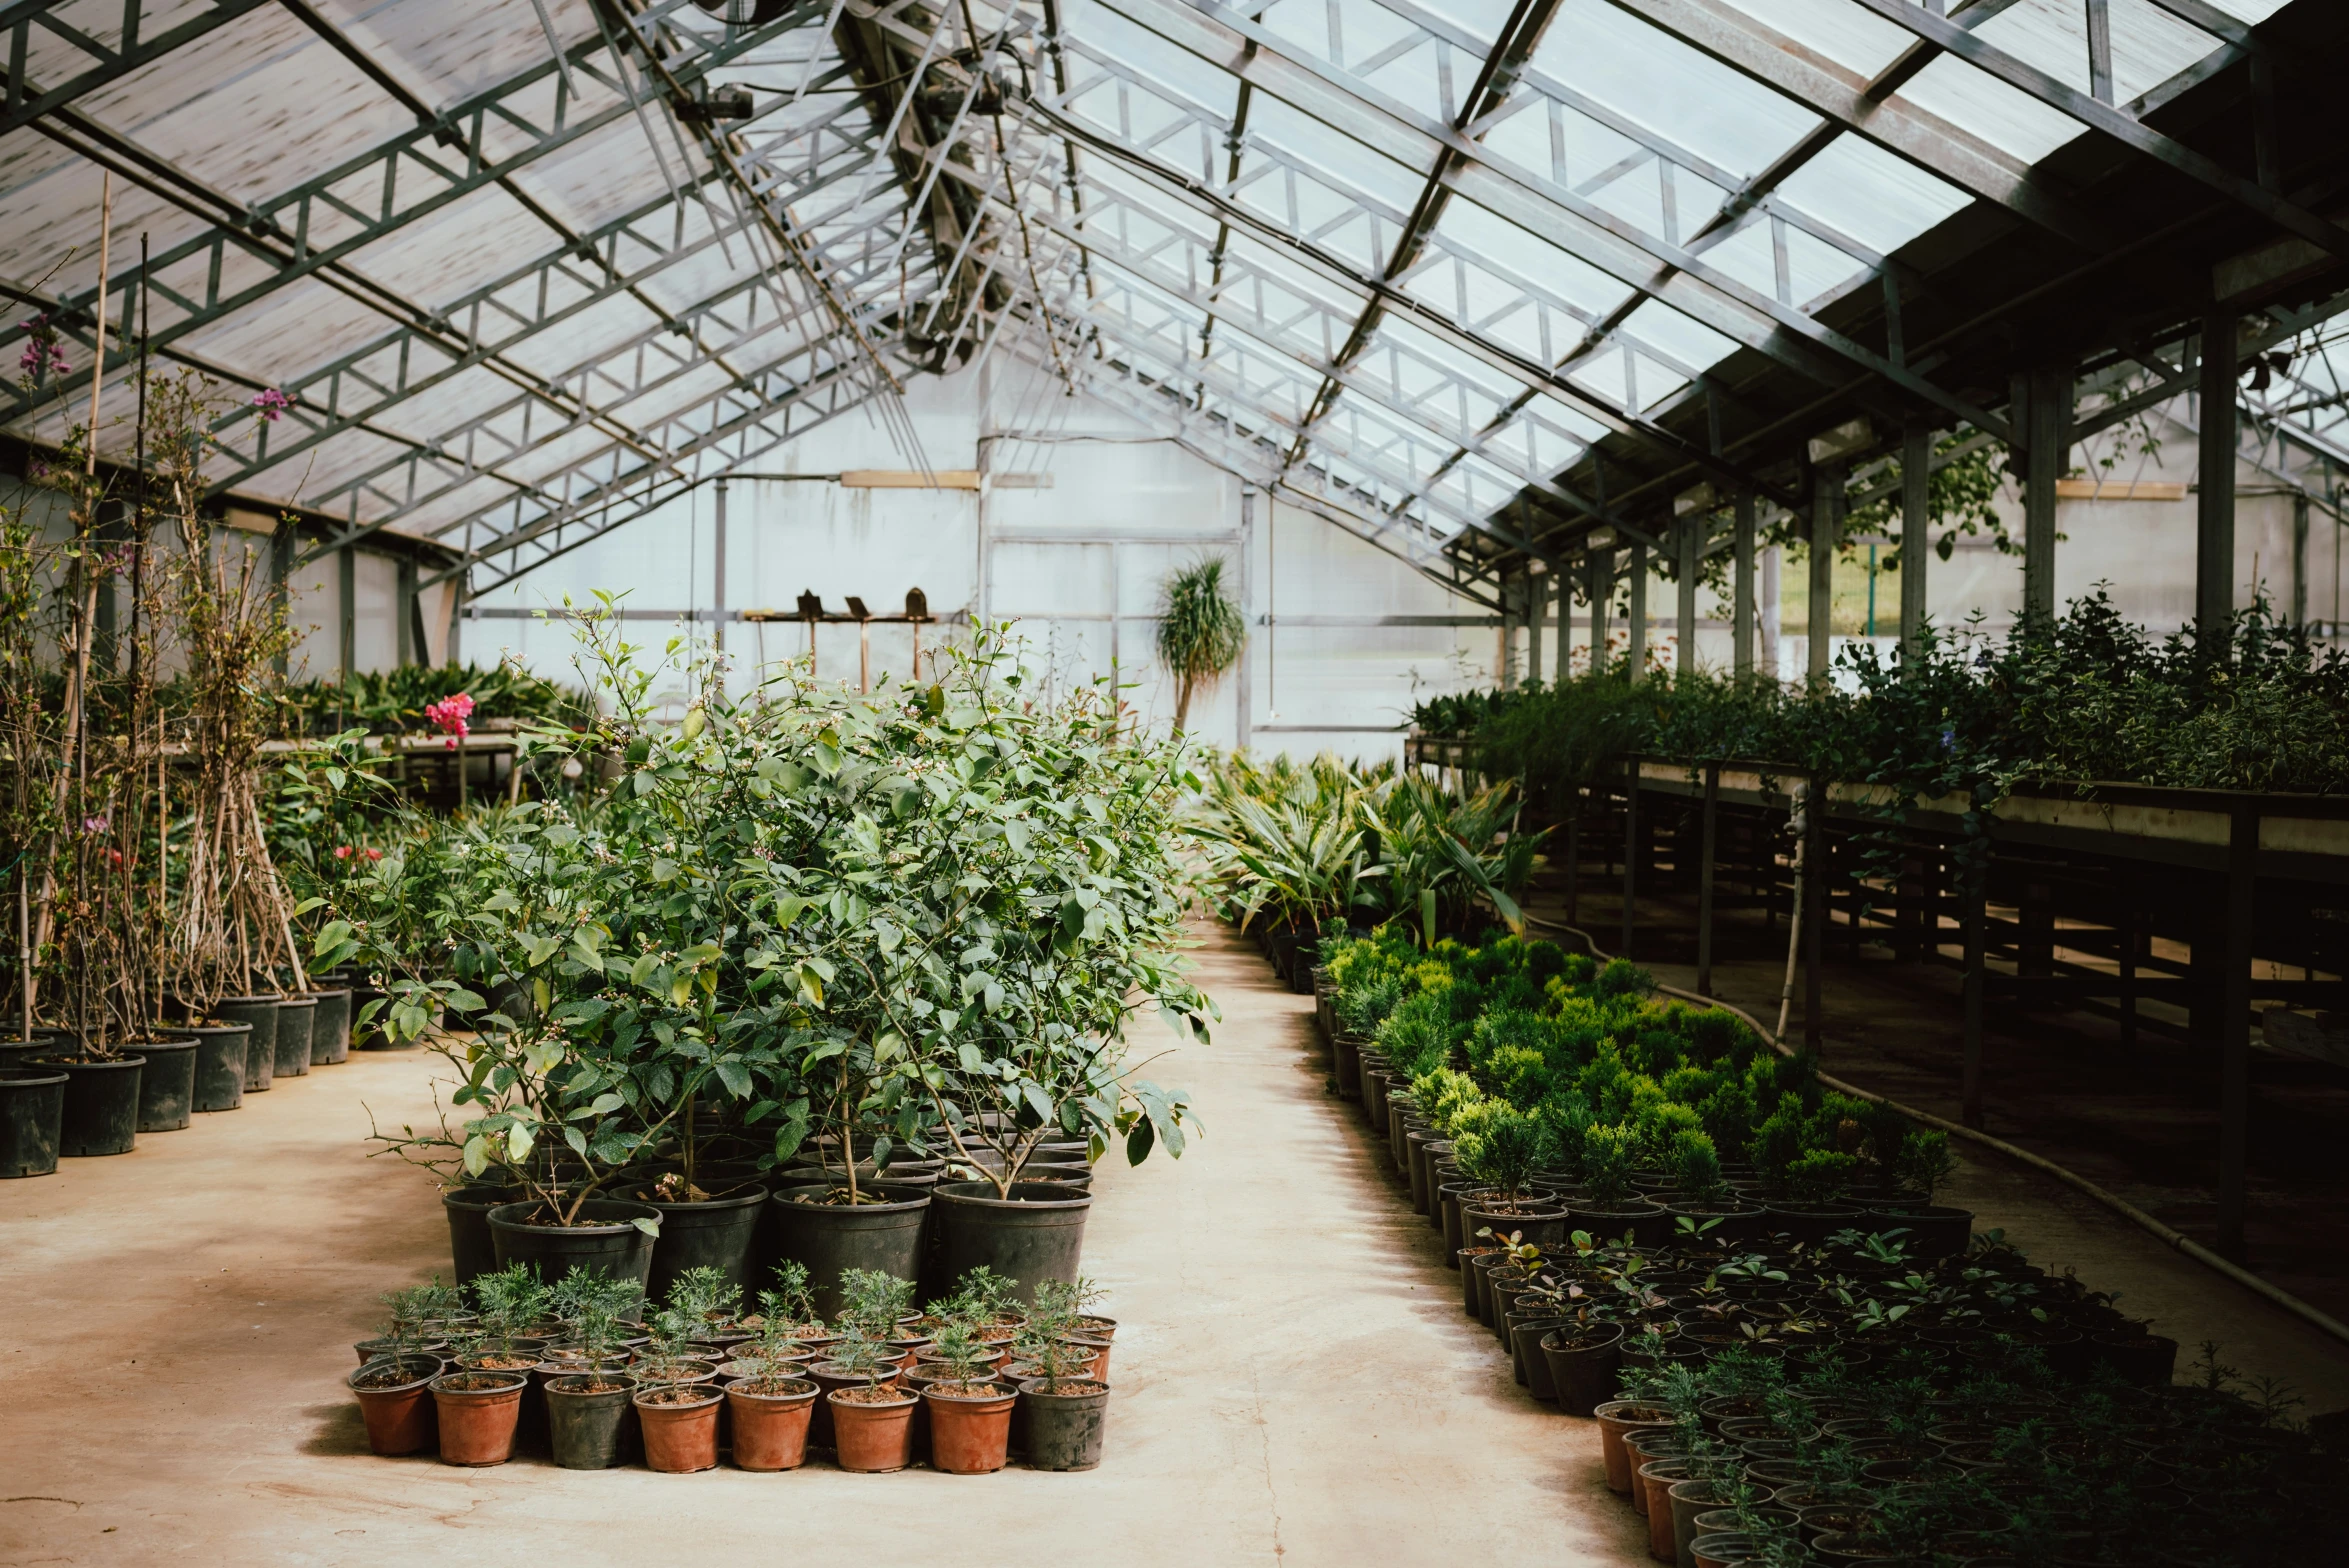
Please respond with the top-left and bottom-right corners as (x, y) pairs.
(1012, 1280), (1111, 1471)
(630, 1306), (725, 1472)
(428, 1364), (525, 1466)
(347, 1284), (452, 1456)
(0, 1063), (67, 1178)
(919, 1320), (1017, 1474)
(542, 1278), (638, 1469)
(724, 1293), (825, 1471)
(1455, 1103), (1567, 1250)
(822, 1333), (918, 1473)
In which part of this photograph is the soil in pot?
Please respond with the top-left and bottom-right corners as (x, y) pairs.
(545, 1371), (635, 1469)
(349, 1355), (442, 1455)
(924, 1381), (1017, 1474)
(828, 1384), (918, 1472)
(486, 1199), (661, 1290)
(430, 1370), (526, 1465)
(38, 1053), (144, 1157)
(768, 1184), (931, 1322)
(926, 1181), (1090, 1304)
(176, 1023), (250, 1113)
(0, 1067), (67, 1178)
(128, 1037), (198, 1132)
(213, 996), (280, 1092)
(727, 1377), (820, 1470)
(1594, 1400), (1676, 1495)
(634, 1383), (723, 1473)
(308, 987), (353, 1065)
(272, 996), (317, 1079)
(1019, 1377), (1110, 1471)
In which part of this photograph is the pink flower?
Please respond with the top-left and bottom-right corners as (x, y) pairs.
(366, 848), (383, 862)
(333, 845), (352, 860)
(426, 693), (474, 750)
(251, 388), (295, 423)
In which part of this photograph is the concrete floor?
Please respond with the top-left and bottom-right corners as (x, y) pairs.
(0, 921), (1648, 1567)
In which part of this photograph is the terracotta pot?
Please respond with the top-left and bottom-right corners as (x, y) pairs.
(1640, 1458), (1691, 1560)
(348, 1356), (440, 1455)
(633, 1384), (723, 1473)
(1622, 1430), (1687, 1518)
(430, 1370), (526, 1466)
(924, 1382), (1017, 1474)
(828, 1386), (918, 1472)
(726, 1378), (819, 1471)
(805, 1361), (897, 1449)
(1595, 1400), (1675, 1495)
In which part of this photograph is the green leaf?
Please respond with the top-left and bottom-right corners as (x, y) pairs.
(631, 1216), (663, 1238)
(1126, 1115), (1155, 1166)
(714, 1059), (751, 1099)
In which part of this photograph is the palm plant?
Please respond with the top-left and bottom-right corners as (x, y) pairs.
(1154, 557), (1246, 732)
(1358, 773), (1542, 944)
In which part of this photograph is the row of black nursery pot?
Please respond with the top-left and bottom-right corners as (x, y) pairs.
(1295, 961), (2343, 1567)
(443, 1157), (1098, 1322)
(346, 1329), (1113, 1474)
(0, 979), (361, 1177)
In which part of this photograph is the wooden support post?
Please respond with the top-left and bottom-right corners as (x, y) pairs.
(2023, 368), (2068, 623)
(1626, 544), (1649, 681)
(1621, 763), (1639, 960)
(1697, 763), (1719, 996)
(1527, 567), (1546, 686)
(1963, 862), (1987, 1129)
(2217, 803), (2257, 1259)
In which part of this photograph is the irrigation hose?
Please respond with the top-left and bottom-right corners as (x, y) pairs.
(1522, 909), (2349, 1352)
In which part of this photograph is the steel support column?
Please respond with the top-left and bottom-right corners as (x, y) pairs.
(2024, 367), (2069, 623)
(2198, 314), (2240, 640)
(1676, 513), (1699, 677)
(1899, 424), (1931, 659)
(1809, 462), (1842, 678)
(1734, 491), (1756, 680)
(1626, 542), (1648, 681)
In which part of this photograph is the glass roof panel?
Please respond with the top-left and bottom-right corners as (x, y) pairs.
(1729, 0), (1910, 76)
(1527, 0), (1823, 182)
(1773, 134), (1972, 258)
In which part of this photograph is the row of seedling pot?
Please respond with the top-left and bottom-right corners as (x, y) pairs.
(1296, 963), (2339, 1567)
(0, 978), (388, 1175)
(346, 1260), (1116, 1476)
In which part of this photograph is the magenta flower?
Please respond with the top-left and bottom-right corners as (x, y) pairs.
(426, 693), (475, 750)
(251, 388), (295, 423)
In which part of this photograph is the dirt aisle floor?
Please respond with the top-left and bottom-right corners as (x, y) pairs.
(0, 924), (1649, 1567)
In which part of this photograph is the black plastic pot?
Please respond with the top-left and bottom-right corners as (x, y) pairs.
(768, 1184), (931, 1321)
(487, 1199), (661, 1290)
(444, 1183), (526, 1284)
(132, 1036), (200, 1132)
(545, 1372), (636, 1468)
(626, 1180), (768, 1303)
(1018, 1377), (1109, 1470)
(272, 996), (317, 1079)
(928, 1181), (1091, 1303)
(215, 996), (280, 1091)
(179, 1023), (252, 1112)
(1512, 1314), (1568, 1398)
(309, 988), (353, 1065)
(1331, 1034), (1362, 1099)
(0, 1066), (67, 1177)
(43, 1053), (144, 1157)
(1459, 1196), (1567, 1252)
(1570, 1198), (1667, 1248)
(1541, 1324), (1625, 1416)
(0, 1039), (48, 1071)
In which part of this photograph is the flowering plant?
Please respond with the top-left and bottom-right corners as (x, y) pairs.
(250, 388), (294, 423)
(425, 692), (475, 750)
(17, 315), (67, 389)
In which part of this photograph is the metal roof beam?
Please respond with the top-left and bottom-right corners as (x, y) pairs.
(1596, 0), (2117, 255)
(1844, 0), (2349, 257)
(0, 0), (272, 138)
(1098, 0), (2009, 441)
(426, 345), (882, 593)
(0, 0), (823, 423)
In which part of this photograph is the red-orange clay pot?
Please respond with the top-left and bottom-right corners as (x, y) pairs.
(726, 1379), (820, 1472)
(923, 1383), (1017, 1475)
(430, 1371), (525, 1466)
(1594, 1401), (1674, 1494)
(828, 1386), (918, 1473)
(348, 1357), (439, 1456)
(634, 1385), (723, 1473)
